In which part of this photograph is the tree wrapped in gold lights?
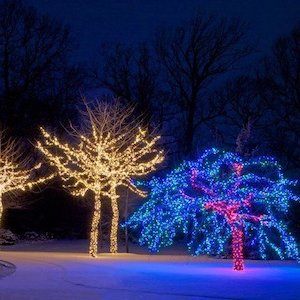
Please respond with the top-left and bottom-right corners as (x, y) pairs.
(0, 131), (53, 229)
(37, 100), (164, 256)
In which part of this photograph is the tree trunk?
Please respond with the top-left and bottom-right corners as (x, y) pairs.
(98, 215), (102, 251)
(232, 225), (244, 271)
(125, 190), (129, 253)
(109, 182), (119, 253)
(0, 193), (3, 228)
(89, 191), (101, 257)
(184, 98), (196, 156)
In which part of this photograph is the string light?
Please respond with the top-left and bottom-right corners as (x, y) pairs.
(37, 101), (164, 256)
(126, 148), (299, 270)
(0, 133), (53, 228)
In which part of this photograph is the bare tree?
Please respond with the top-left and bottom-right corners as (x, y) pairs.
(94, 43), (161, 127)
(155, 11), (252, 156)
(0, 0), (84, 137)
(212, 76), (268, 154)
(257, 25), (300, 168)
(37, 100), (164, 256)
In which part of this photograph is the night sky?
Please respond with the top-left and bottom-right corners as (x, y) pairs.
(26, 0), (300, 62)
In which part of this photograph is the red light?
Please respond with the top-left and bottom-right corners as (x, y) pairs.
(204, 198), (260, 271)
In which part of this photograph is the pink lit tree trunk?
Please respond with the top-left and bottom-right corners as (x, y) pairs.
(231, 224), (244, 271)
(204, 198), (260, 271)
(190, 163), (261, 271)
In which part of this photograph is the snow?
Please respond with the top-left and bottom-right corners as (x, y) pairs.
(0, 240), (300, 299)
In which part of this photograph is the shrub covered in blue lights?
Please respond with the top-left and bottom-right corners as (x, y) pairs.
(125, 148), (299, 262)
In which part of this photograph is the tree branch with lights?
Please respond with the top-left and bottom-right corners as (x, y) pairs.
(37, 100), (164, 256)
(0, 131), (53, 229)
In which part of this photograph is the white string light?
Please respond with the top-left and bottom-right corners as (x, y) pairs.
(0, 132), (54, 228)
(37, 101), (164, 256)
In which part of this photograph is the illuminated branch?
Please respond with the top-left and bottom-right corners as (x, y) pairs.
(0, 131), (53, 228)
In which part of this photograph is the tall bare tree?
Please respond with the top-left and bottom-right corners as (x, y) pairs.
(257, 25), (300, 169)
(0, 0), (84, 137)
(94, 43), (161, 127)
(211, 76), (268, 154)
(155, 11), (252, 156)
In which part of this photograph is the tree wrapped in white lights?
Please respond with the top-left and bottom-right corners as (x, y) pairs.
(37, 101), (164, 256)
(0, 131), (53, 228)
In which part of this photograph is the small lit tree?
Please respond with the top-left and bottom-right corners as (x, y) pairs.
(37, 100), (164, 256)
(126, 148), (299, 270)
(0, 131), (53, 228)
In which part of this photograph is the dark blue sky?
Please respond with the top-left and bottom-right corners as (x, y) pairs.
(26, 0), (300, 62)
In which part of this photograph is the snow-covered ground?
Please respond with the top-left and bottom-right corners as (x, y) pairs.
(0, 240), (300, 299)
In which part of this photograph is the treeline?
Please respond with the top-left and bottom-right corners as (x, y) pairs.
(1, 0), (299, 169)
(0, 0), (299, 237)
(94, 20), (300, 171)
